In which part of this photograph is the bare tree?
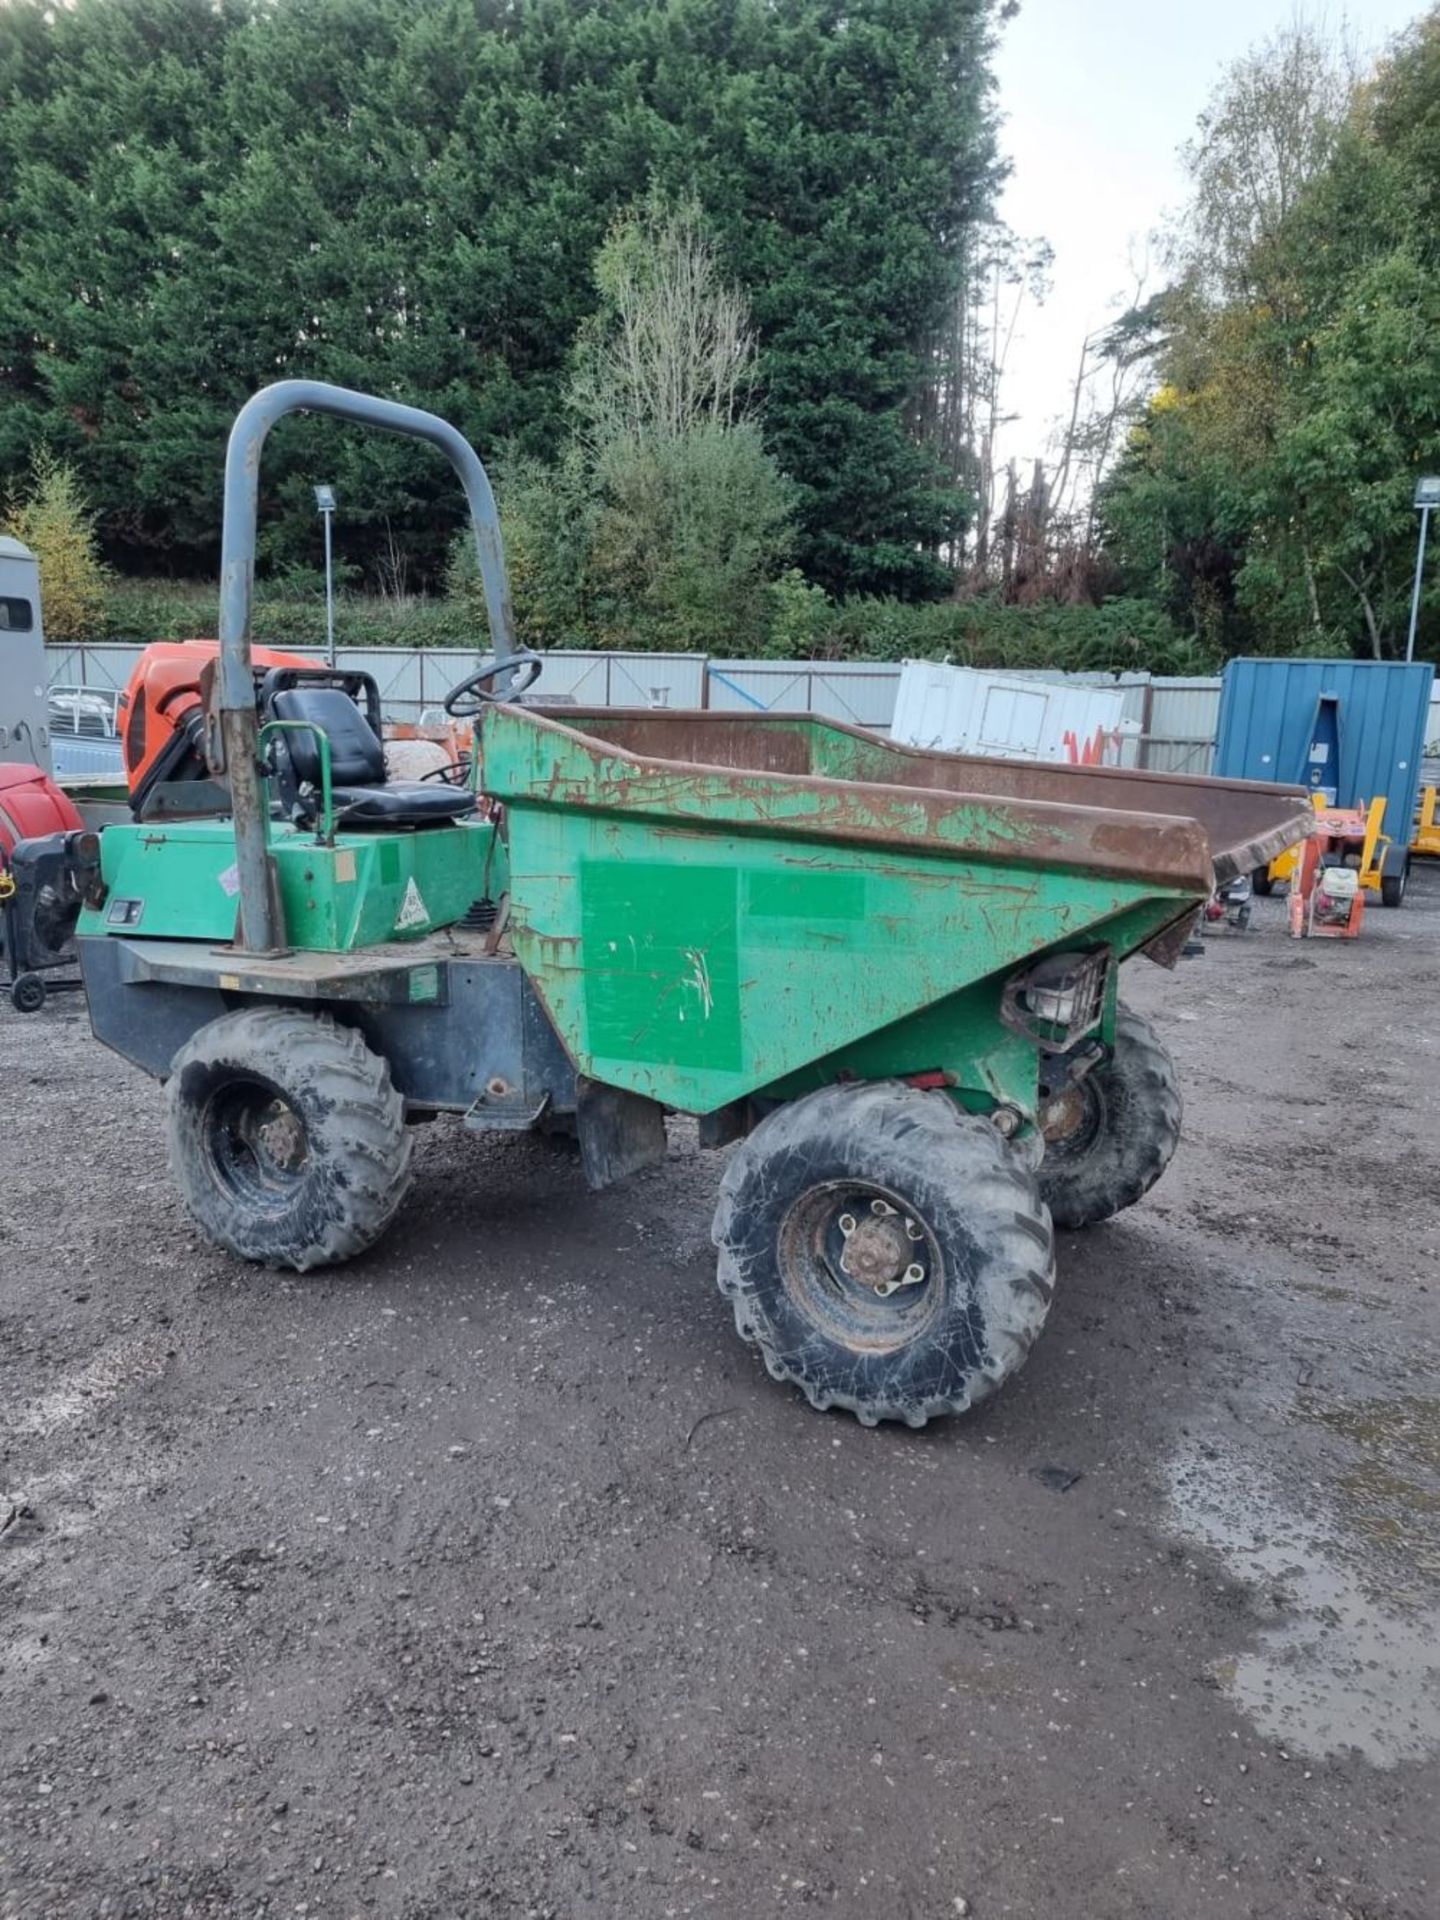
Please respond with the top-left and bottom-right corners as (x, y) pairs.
(916, 226), (1050, 584)
(568, 196), (757, 450)
(374, 518), (413, 607)
(1051, 262), (1165, 542)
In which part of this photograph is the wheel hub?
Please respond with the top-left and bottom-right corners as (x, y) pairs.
(249, 1099), (308, 1174)
(838, 1198), (926, 1298)
(1040, 1082), (1091, 1145)
(207, 1079), (312, 1199)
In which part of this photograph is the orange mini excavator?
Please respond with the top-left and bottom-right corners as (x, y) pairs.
(118, 639), (312, 817)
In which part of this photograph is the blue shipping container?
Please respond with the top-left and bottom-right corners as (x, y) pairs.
(1213, 659), (1436, 843)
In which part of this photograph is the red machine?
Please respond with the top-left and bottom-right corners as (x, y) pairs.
(0, 764), (93, 1012)
(3, 643), (329, 1012)
(0, 762), (84, 851)
(118, 639), (311, 808)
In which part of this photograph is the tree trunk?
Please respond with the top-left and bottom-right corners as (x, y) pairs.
(1359, 594), (1383, 660)
(1301, 540), (1324, 633)
(1336, 563), (1385, 658)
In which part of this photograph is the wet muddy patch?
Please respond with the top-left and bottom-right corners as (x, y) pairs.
(1166, 1417), (1440, 1768)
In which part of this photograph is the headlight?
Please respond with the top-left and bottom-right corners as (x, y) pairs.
(1001, 949), (1111, 1051)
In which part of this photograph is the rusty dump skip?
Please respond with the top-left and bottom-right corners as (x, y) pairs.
(556, 709), (1313, 886)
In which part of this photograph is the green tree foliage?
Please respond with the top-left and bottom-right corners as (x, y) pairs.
(1100, 15), (1440, 662)
(586, 422), (796, 651)
(110, 571), (1202, 673)
(0, 0), (1002, 600)
(2, 448), (109, 640)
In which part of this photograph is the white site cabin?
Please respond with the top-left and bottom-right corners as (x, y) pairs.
(890, 659), (1137, 766)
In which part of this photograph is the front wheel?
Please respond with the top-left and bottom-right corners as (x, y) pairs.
(1038, 1004), (1181, 1230)
(166, 1007), (414, 1270)
(712, 1082), (1055, 1427)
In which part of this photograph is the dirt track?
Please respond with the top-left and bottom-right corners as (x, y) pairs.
(3, 872), (1439, 1919)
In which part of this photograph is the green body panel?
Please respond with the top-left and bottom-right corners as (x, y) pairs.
(762, 930), (1144, 1116)
(479, 709), (1203, 1118)
(763, 981), (1051, 1116)
(80, 817), (499, 950)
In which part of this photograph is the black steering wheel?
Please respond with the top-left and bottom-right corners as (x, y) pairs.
(420, 758), (471, 786)
(443, 650), (544, 718)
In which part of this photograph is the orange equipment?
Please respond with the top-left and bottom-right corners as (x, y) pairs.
(1287, 804), (1372, 939)
(117, 640), (311, 813)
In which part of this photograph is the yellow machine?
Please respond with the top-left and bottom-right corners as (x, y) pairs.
(1414, 786), (1440, 860)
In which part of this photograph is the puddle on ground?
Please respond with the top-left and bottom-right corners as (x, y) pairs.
(1299, 1393), (1440, 1472)
(1166, 1436), (1440, 1768)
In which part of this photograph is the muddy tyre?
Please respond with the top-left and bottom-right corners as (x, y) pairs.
(166, 1007), (413, 1271)
(1038, 1004), (1181, 1230)
(712, 1082), (1055, 1427)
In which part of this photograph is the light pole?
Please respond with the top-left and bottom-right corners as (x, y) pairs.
(1406, 475), (1440, 663)
(314, 483), (337, 666)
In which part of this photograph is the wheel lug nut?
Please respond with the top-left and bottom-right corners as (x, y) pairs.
(838, 1213), (857, 1236)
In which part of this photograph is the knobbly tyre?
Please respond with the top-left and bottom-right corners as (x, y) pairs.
(76, 382), (1313, 1428)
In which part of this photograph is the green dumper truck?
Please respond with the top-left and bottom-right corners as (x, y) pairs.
(77, 384), (1311, 1426)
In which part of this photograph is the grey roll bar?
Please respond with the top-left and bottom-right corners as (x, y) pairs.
(213, 380), (516, 953)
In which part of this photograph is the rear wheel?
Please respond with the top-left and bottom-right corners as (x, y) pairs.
(712, 1082), (1054, 1427)
(1379, 845), (1409, 908)
(1038, 1004), (1181, 1230)
(1251, 867), (1275, 897)
(166, 1006), (414, 1270)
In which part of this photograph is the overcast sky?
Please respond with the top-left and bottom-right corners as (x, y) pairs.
(990, 0), (1426, 478)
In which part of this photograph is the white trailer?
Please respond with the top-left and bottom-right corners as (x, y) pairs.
(0, 535), (51, 773)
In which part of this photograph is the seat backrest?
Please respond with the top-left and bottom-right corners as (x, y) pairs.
(271, 687), (385, 788)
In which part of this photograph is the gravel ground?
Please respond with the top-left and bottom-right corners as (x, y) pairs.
(2, 869), (1439, 1920)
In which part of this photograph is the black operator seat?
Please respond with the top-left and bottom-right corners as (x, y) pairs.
(269, 685), (475, 828)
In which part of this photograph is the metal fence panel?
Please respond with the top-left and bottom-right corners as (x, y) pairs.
(1145, 679), (1221, 774)
(43, 643), (707, 720)
(43, 646), (1234, 770)
(326, 648), (421, 715)
(708, 660), (902, 727)
(45, 642), (145, 693)
(1141, 736), (1216, 775)
(442, 650), (706, 711)
(518, 653), (613, 705)
(560, 648), (706, 710)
